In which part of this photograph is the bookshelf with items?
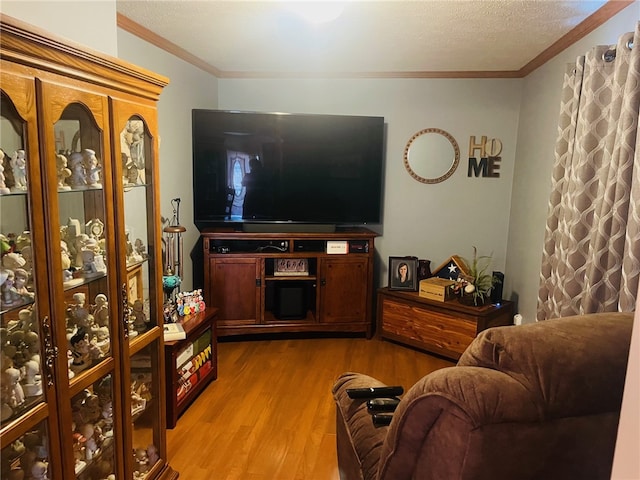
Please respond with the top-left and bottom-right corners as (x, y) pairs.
(163, 309), (218, 429)
(0, 15), (176, 480)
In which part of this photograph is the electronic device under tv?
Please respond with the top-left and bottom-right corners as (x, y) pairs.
(192, 109), (385, 232)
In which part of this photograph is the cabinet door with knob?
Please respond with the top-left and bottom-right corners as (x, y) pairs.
(318, 257), (369, 324)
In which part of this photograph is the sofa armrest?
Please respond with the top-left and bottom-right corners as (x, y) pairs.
(332, 372), (391, 480)
(377, 366), (539, 480)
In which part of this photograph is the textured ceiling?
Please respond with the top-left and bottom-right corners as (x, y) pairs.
(116, 0), (614, 77)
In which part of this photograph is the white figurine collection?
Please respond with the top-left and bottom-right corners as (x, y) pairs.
(1, 430), (50, 480)
(121, 120), (146, 187)
(0, 306), (42, 422)
(2, 141), (157, 478)
(69, 379), (117, 478)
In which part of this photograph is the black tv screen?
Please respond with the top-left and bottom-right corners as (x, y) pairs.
(192, 109), (385, 231)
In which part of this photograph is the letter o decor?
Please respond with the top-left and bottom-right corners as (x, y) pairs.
(403, 128), (460, 184)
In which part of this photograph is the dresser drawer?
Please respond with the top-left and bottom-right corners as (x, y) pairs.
(380, 298), (476, 358)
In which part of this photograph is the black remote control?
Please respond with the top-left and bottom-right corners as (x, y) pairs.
(372, 413), (394, 427)
(366, 397), (400, 413)
(346, 386), (404, 399)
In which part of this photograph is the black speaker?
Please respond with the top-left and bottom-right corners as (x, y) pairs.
(275, 285), (306, 320)
(491, 271), (504, 304)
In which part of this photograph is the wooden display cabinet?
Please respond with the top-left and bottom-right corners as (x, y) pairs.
(202, 228), (378, 337)
(163, 309), (218, 429)
(0, 15), (177, 479)
(377, 287), (514, 360)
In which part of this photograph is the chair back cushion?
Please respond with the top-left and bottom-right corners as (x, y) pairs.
(376, 312), (633, 480)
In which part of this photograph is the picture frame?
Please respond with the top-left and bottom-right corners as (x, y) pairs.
(388, 256), (419, 291)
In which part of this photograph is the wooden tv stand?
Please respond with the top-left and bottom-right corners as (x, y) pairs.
(201, 227), (378, 337)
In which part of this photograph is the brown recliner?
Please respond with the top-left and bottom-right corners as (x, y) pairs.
(333, 312), (634, 480)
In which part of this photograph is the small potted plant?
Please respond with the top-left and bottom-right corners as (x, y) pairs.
(454, 247), (501, 306)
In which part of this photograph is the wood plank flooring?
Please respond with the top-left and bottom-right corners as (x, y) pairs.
(166, 335), (454, 479)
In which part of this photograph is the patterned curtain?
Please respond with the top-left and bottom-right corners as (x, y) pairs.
(538, 23), (640, 320)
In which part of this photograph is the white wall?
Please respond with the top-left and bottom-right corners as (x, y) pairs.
(0, 1), (117, 55)
(218, 78), (521, 290)
(507, 5), (640, 324)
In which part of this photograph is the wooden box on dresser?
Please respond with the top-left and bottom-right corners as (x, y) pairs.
(377, 287), (514, 361)
(201, 227), (378, 338)
(0, 15), (177, 479)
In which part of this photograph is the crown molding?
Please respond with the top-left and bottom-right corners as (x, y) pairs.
(117, 0), (631, 80)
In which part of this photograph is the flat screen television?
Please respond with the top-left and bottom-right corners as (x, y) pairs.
(192, 109), (385, 232)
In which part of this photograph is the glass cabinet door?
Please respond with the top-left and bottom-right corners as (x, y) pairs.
(1, 71), (62, 480)
(112, 101), (167, 478)
(39, 81), (123, 480)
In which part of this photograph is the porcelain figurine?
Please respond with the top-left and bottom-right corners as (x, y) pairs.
(66, 293), (95, 333)
(56, 153), (71, 190)
(60, 240), (71, 271)
(82, 149), (101, 188)
(10, 150), (27, 192)
(1, 269), (25, 307)
(92, 327), (110, 356)
(69, 330), (93, 374)
(93, 294), (109, 327)
(22, 359), (42, 397)
(3, 367), (25, 408)
(13, 268), (33, 300)
(0, 152), (10, 194)
(67, 152), (86, 189)
(131, 300), (148, 334)
(2, 252), (26, 271)
(19, 245), (33, 274)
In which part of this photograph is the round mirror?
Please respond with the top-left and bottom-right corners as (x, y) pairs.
(403, 128), (460, 184)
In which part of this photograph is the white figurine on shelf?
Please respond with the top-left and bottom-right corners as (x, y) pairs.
(1, 269), (25, 308)
(131, 300), (148, 334)
(93, 294), (109, 327)
(13, 268), (33, 301)
(67, 293), (95, 333)
(0, 151), (11, 194)
(82, 149), (101, 188)
(73, 234), (90, 268)
(19, 245), (33, 274)
(80, 423), (98, 461)
(69, 330), (94, 374)
(92, 327), (110, 356)
(22, 359), (42, 397)
(67, 152), (86, 189)
(23, 330), (40, 364)
(28, 460), (48, 480)
(10, 150), (27, 192)
(60, 240), (71, 271)
(3, 366), (25, 408)
(2, 252), (26, 271)
(15, 231), (30, 252)
(56, 153), (72, 190)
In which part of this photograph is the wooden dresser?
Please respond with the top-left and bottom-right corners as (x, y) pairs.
(377, 287), (514, 360)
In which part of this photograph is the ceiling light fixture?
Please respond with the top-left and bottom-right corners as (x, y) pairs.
(286, 1), (346, 25)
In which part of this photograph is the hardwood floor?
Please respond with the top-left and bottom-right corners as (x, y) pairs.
(166, 335), (454, 479)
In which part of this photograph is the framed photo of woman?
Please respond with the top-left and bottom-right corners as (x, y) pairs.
(388, 256), (419, 291)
